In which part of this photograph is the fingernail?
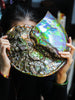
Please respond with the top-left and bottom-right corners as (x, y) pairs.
(69, 36), (72, 39)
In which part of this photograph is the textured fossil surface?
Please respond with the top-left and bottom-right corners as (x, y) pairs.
(6, 12), (68, 77)
(6, 25), (66, 77)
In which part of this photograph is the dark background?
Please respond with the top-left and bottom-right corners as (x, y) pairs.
(0, 0), (74, 38)
(0, 1), (75, 100)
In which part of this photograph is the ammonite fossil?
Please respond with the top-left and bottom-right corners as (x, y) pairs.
(6, 11), (69, 77)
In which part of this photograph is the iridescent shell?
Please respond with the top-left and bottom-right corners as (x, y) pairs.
(6, 11), (69, 77)
(31, 11), (69, 52)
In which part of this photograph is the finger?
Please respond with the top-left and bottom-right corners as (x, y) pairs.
(0, 40), (10, 46)
(60, 54), (70, 58)
(1, 35), (8, 39)
(60, 54), (71, 61)
(0, 39), (10, 46)
(0, 38), (9, 43)
(58, 51), (70, 55)
(61, 54), (73, 65)
(66, 43), (75, 55)
(0, 42), (10, 46)
(68, 37), (72, 44)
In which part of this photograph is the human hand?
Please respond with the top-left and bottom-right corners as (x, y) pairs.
(0, 35), (11, 77)
(56, 37), (75, 84)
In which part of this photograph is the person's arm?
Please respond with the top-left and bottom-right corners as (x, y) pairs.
(44, 37), (75, 100)
(0, 35), (11, 99)
(52, 37), (75, 100)
(56, 37), (75, 84)
(0, 35), (11, 77)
